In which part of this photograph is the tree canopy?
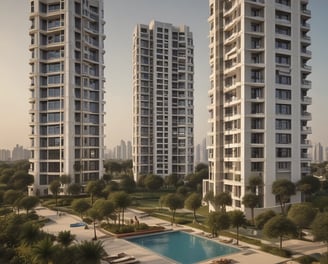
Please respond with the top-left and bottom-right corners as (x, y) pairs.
(272, 179), (296, 214)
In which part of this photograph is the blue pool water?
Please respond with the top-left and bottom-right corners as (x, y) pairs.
(126, 231), (240, 264)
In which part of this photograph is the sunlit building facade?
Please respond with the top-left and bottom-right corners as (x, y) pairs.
(28, 0), (106, 195)
(203, 0), (312, 212)
(132, 21), (194, 181)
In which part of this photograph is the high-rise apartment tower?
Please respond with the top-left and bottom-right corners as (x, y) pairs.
(132, 21), (194, 181)
(28, 0), (106, 196)
(203, 0), (312, 212)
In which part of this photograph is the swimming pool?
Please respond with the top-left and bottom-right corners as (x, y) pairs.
(126, 231), (240, 264)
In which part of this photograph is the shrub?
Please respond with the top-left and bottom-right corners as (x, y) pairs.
(260, 244), (292, 258)
(295, 255), (318, 264)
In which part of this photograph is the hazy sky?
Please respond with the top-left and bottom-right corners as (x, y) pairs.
(0, 0), (327, 151)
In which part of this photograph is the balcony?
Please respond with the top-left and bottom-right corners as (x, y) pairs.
(301, 64), (312, 72)
(301, 126), (311, 134)
(301, 112), (312, 121)
(301, 8), (311, 17)
(301, 96), (312, 105)
(301, 80), (312, 89)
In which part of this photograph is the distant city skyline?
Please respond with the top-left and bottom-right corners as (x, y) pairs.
(0, 0), (327, 150)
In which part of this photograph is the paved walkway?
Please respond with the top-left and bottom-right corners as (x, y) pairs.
(35, 207), (326, 264)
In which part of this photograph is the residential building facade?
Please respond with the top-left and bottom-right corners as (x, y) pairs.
(132, 20), (194, 181)
(203, 0), (312, 212)
(28, 0), (106, 196)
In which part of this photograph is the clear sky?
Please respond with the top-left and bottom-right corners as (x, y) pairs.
(0, 0), (327, 151)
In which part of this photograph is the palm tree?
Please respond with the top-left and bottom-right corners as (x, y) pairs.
(214, 192), (232, 212)
(32, 236), (55, 264)
(20, 222), (41, 246)
(272, 179), (296, 214)
(57, 230), (75, 248)
(228, 210), (247, 245)
(75, 240), (106, 264)
(109, 191), (131, 227)
(184, 193), (202, 223)
(242, 193), (259, 225)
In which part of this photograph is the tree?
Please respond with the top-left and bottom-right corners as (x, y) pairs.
(297, 176), (321, 202)
(203, 190), (214, 204)
(207, 211), (230, 238)
(49, 180), (61, 208)
(9, 170), (34, 191)
(287, 203), (316, 239)
(93, 199), (115, 223)
(3, 189), (24, 212)
(85, 180), (105, 205)
(164, 174), (179, 189)
(19, 196), (39, 214)
(163, 193), (184, 225)
(311, 212), (328, 254)
(32, 237), (56, 264)
(144, 174), (164, 191)
(20, 222), (41, 246)
(119, 175), (136, 193)
(67, 183), (81, 196)
(185, 193), (202, 223)
(59, 175), (71, 195)
(176, 185), (191, 197)
(255, 210), (276, 230)
(214, 192), (232, 212)
(57, 230), (75, 248)
(228, 210), (247, 245)
(72, 199), (91, 219)
(75, 240), (106, 264)
(109, 191), (131, 227)
(242, 193), (259, 225)
(263, 215), (297, 249)
(248, 175), (263, 194)
(88, 208), (102, 240)
(272, 179), (296, 214)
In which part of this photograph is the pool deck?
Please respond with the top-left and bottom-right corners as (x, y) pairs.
(35, 207), (327, 264)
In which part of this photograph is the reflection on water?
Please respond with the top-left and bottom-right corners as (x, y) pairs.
(127, 231), (240, 264)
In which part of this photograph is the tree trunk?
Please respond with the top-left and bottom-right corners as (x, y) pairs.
(172, 210), (176, 225)
(280, 235), (282, 249)
(122, 208), (125, 226)
(251, 208), (255, 225)
(237, 226), (239, 245)
(193, 209), (197, 223)
(93, 220), (97, 240)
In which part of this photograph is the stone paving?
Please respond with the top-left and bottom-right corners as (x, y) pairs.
(35, 206), (327, 264)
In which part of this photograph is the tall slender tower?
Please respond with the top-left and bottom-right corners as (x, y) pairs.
(132, 20), (194, 181)
(203, 0), (312, 212)
(28, 0), (106, 196)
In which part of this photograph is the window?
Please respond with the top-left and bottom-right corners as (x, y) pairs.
(251, 148), (264, 158)
(275, 40), (290, 50)
(276, 11), (290, 22)
(276, 133), (291, 144)
(277, 162), (291, 170)
(251, 87), (263, 99)
(276, 54), (290, 65)
(276, 89), (291, 100)
(276, 0), (290, 6)
(276, 119), (292, 130)
(276, 104), (291, 115)
(251, 162), (263, 171)
(276, 148), (291, 157)
(276, 74), (291, 85)
(251, 118), (264, 129)
(276, 25), (291, 36)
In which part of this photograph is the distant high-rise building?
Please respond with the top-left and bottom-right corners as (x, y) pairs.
(0, 149), (11, 161)
(195, 144), (201, 165)
(312, 143), (323, 163)
(132, 20), (194, 181)
(203, 0), (312, 212)
(28, 0), (106, 196)
(12, 144), (30, 161)
(127, 141), (132, 160)
(120, 140), (127, 160)
(200, 137), (208, 164)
